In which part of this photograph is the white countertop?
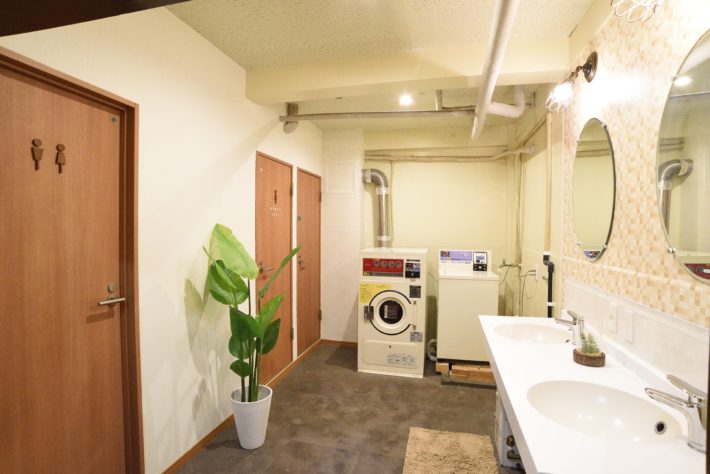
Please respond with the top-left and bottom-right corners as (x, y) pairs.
(480, 315), (705, 474)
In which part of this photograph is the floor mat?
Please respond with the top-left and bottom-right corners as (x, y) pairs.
(403, 427), (498, 474)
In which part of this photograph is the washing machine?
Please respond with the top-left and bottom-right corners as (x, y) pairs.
(358, 247), (429, 378)
(437, 249), (499, 362)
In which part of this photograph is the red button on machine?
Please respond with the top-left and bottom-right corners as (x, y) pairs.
(363, 258), (404, 276)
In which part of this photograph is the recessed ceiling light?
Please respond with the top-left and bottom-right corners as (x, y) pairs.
(673, 76), (692, 87)
(399, 94), (413, 106)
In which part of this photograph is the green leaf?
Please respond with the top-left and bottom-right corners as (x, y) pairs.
(258, 246), (300, 299)
(211, 224), (259, 279)
(261, 319), (281, 355)
(229, 307), (253, 339)
(220, 261), (249, 305)
(228, 335), (251, 360)
(256, 294), (284, 337)
(206, 260), (236, 305)
(230, 360), (252, 377)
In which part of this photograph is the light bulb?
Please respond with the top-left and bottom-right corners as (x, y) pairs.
(673, 76), (692, 87)
(399, 94), (413, 106)
(611, 0), (662, 23)
(545, 81), (574, 112)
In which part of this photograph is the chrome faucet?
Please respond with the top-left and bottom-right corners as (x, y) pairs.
(645, 375), (707, 452)
(554, 310), (584, 345)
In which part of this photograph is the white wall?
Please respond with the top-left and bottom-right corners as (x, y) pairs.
(361, 160), (510, 263)
(0, 9), (322, 473)
(321, 129), (364, 342)
(505, 82), (564, 319)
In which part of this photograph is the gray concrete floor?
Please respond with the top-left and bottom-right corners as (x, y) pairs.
(179, 345), (521, 473)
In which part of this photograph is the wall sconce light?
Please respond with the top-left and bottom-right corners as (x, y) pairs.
(545, 52), (598, 113)
(611, 0), (662, 23)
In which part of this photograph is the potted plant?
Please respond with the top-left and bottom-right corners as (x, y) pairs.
(573, 331), (606, 367)
(204, 223), (299, 449)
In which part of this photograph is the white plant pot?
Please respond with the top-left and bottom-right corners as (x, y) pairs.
(230, 385), (273, 449)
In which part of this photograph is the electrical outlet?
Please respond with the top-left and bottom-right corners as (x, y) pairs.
(535, 264), (543, 281)
(605, 301), (618, 334)
(620, 308), (634, 343)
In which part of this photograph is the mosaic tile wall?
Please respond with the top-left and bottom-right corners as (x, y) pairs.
(562, 1), (710, 327)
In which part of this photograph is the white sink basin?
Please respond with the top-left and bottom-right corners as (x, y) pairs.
(528, 380), (681, 444)
(494, 323), (571, 344)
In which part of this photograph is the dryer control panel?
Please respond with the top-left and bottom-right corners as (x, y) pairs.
(363, 258), (403, 277)
(362, 258), (422, 279)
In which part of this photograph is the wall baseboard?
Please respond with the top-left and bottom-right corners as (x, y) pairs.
(321, 339), (357, 348)
(163, 415), (232, 474)
(162, 339), (324, 473)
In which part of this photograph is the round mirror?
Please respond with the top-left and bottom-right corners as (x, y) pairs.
(572, 118), (616, 261)
(656, 30), (710, 283)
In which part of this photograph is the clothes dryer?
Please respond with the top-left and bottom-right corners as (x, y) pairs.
(358, 247), (428, 378)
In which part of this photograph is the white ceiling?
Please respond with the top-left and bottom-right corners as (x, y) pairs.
(169, 0), (595, 132)
(169, 0), (593, 69)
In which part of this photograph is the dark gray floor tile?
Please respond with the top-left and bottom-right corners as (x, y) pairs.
(178, 346), (512, 473)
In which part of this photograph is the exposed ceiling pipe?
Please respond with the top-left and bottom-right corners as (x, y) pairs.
(365, 146), (534, 162)
(471, 0), (521, 140)
(362, 169), (392, 248)
(280, 108), (474, 122)
(488, 85), (526, 118)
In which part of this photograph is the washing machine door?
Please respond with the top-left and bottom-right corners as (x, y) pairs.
(368, 290), (412, 335)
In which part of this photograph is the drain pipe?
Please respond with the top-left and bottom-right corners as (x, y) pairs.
(362, 168), (392, 247)
(471, 0), (522, 140)
(543, 112), (554, 318)
(658, 159), (694, 230)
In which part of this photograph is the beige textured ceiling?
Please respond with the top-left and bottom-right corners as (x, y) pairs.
(169, 0), (594, 132)
(169, 0), (593, 69)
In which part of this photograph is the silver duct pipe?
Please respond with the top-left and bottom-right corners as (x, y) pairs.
(658, 159), (694, 230)
(362, 168), (391, 247)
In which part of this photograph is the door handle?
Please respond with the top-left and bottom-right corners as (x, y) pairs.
(98, 296), (126, 306)
(258, 262), (274, 274)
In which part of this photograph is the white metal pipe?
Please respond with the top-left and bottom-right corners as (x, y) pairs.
(471, 0), (521, 140)
(544, 111), (552, 252)
(279, 109), (473, 122)
(488, 85), (526, 118)
(364, 146), (533, 163)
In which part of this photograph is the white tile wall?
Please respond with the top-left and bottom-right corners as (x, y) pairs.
(321, 129), (364, 342)
(564, 279), (708, 392)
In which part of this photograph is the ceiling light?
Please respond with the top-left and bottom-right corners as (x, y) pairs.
(611, 0), (662, 23)
(546, 52), (598, 113)
(399, 94), (413, 106)
(673, 76), (692, 87)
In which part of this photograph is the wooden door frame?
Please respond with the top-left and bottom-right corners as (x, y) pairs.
(0, 47), (143, 473)
(296, 167), (322, 355)
(255, 151), (294, 367)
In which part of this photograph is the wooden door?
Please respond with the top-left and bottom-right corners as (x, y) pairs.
(255, 153), (293, 382)
(0, 52), (140, 472)
(296, 169), (321, 354)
